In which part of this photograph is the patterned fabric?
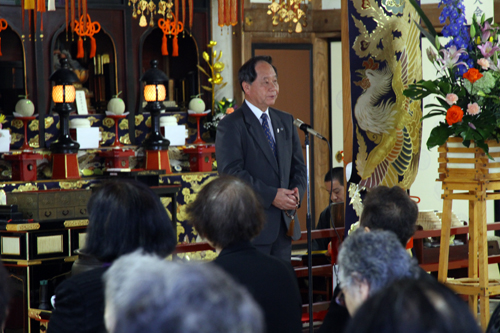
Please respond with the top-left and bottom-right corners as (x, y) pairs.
(261, 113), (277, 159)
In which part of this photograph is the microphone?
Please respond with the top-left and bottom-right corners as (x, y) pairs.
(293, 119), (327, 141)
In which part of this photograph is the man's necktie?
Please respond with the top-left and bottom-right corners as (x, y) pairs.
(261, 113), (277, 159)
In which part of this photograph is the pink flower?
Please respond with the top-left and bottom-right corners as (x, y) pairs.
(445, 93), (459, 105)
(477, 58), (490, 70)
(467, 102), (481, 115)
(478, 41), (500, 58)
(437, 45), (468, 70)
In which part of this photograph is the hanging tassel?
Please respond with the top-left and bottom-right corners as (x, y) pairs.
(189, 0), (193, 32)
(90, 36), (96, 58)
(224, 0), (230, 26)
(218, 0), (224, 27)
(33, 0), (37, 41)
(77, 36), (84, 58)
(22, 0), (25, 35)
(172, 35), (178, 56)
(83, 0), (87, 36)
(65, 0), (69, 40)
(161, 34), (168, 55)
(71, 0), (75, 40)
(0, 37), (2, 57)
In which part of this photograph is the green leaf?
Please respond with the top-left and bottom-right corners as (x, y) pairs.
(408, 0), (438, 45)
(427, 123), (453, 149)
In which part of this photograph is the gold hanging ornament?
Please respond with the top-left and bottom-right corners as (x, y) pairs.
(148, 0), (156, 27)
(137, 0), (148, 27)
(267, 0), (308, 34)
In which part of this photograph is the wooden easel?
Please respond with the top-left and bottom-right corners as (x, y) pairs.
(438, 137), (500, 329)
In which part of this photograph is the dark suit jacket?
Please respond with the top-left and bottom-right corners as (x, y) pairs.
(213, 242), (303, 333)
(47, 267), (108, 333)
(215, 102), (307, 244)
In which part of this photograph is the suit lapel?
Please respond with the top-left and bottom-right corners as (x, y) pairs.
(242, 104), (279, 174)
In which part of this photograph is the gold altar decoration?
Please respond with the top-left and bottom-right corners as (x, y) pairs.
(267, 0), (309, 34)
(197, 41), (227, 115)
(129, 0), (194, 32)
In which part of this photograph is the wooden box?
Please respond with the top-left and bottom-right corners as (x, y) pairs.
(6, 189), (91, 221)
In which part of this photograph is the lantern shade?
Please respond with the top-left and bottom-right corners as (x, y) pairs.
(144, 84), (166, 102)
(49, 57), (80, 154)
(140, 60), (169, 86)
(52, 85), (76, 104)
(49, 58), (79, 85)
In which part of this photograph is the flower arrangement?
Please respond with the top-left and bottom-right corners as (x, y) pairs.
(203, 97), (235, 131)
(404, 0), (500, 157)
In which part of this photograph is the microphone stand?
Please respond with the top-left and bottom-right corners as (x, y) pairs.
(304, 132), (313, 333)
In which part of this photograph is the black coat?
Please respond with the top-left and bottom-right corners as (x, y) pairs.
(215, 102), (307, 244)
(47, 267), (108, 333)
(213, 241), (303, 333)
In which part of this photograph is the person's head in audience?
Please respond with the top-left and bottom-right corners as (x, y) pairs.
(0, 262), (10, 330)
(104, 251), (264, 333)
(187, 176), (265, 250)
(359, 185), (418, 247)
(83, 180), (177, 262)
(344, 278), (481, 333)
(338, 229), (419, 315)
(325, 167), (344, 203)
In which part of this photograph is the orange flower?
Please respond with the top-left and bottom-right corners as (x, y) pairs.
(463, 68), (483, 83)
(226, 107), (234, 114)
(446, 105), (464, 125)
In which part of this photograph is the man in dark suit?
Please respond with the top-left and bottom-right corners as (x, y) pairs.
(215, 55), (307, 261)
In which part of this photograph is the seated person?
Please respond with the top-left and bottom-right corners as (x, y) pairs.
(319, 229), (420, 333)
(359, 185), (418, 249)
(48, 180), (177, 333)
(344, 278), (481, 333)
(187, 175), (303, 333)
(319, 185), (421, 333)
(103, 250), (264, 333)
(313, 167), (345, 252)
(337, 230), (420, 315)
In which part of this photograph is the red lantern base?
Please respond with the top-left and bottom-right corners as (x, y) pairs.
(52, 153), (81, 179)
(145, 150), (171, 173)
(183, 145), (215, 172)
(100, 149), (135, 169)
(4, 153), (43, 182)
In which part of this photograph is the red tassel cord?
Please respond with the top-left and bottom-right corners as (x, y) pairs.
(71, 0), (75, 39)
(172, 35), (179, 56)
(174, 0), (178, 36)
(77, 36), (84, 58)
(224, 0), (230, 26)
(182, 0), (185, 29)
(22, 0), (25, 35)
(230, 0), (236, 26)
(162, 34), (168, 55)
(90, 36), (96, 58)
(83, 0), (87, 37)
(65, 0), (69, 40)
(218, 0), (224, 27)
(189, 0), (193, 32)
